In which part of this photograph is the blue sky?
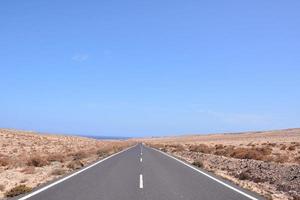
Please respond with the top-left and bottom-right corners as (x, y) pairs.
(0, 1), (299, 137)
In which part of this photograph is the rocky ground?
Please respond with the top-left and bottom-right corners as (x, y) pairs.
(0, 129), (133, 199)
(144, 128), (300, 200)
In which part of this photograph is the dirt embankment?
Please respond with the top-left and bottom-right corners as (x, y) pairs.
(144, 128), (300, 200)
(0, 129), (134, 199)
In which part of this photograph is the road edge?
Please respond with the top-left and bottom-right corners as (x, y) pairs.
(15, 144), (138, 200)
(148, 146), (262, 200)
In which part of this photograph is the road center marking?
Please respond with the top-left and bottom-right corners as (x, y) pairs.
(140, 157), (142, 162)
(139, 174), (143, 189)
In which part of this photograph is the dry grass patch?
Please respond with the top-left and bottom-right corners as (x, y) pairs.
(0, 157), (10, 167)
(0, 185), (5, 192)
(189, 144), (213, 154)
(67, 160), (84, 170)
(0, 154), (11, 166)
(71, 151), (88, 161)
(96, 147), (112, 157)
(273, 154), (289, 163)
(27, 155), (49, 167)
(51, 168), (66, 176)
(235, 170), (264, 183)
(228, 147), (272, 161)
(294, 156), (300, 164)
(168, 144), (185, 152)
(192, 159), (204, 168)
(288, 145), (296, 151)
(5, 185), (32, 197)
(280, 144), (287, 150)
(20, 166), (36, 174)
(47, 153), (65, 163)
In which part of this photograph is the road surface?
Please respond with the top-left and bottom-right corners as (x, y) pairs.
(16, 144), (263, 200)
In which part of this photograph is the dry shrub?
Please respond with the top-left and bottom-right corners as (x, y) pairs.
(294, 156), (300, 164)
(280, 145), (287, 150)
(292, 194), (300, 200)
(72, 151), (88, 160)
(267, 143), (276, 147)
(112, 145), (123, 153)
(229, 147), (272, 161)
(47, 153), (65, 163)
(150, 143), (165, 149)
(96, 148), (111, 157)
(168, 144), (185, 152)
(288, 145), (296, 151)
(235, 171), (263, 183)
(51, 168), (66, 176)
(192, 160), (204, 168)
(27, 155), (49, 167)
(20, 166), (35, 174)
(215, 145), (235, 157)
(5, 185), (32, 197)
(230, 148), (261, 160)
(20, 179), (28, 183)
(0, 157), (10, 166)
(274, 155), (289, 163)
(0, 184), (5, 191)
(215, 144), (224, 150)
(67, 160), (84, 170)
(189, 144), (213, 154)
(235, 171), (250, 180)
(291, 142), (300, 146)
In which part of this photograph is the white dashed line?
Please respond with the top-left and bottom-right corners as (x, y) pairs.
(140, 157), (142, 162)
(139, 174), (143, 189)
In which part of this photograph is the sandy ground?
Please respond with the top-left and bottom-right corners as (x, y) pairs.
(0, 129), (133, 199)
(142, 128), (300, 200)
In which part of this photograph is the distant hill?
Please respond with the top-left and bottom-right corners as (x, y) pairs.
(80, 135), (131, 140)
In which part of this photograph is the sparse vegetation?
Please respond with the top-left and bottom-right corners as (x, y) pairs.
(27, 155), (49, 167)
(294, 156), (300, 164)
(189, 144), (213, 154)
(144, 128), (300, 200)
(96, 148), (111, 157)
(47, 153), (65, 163)
(20, 179), (28, 183)
(51, 168), (66, 176)
(71, 151), (88, 160)
(169, 144), (185, 152)
(280, 144), (287, 150)
(228, 147), (272, 161)
(67, 160), (84, 170)
(0, 185), (5, 192)
(0, 157), (10, 166)
(5, 185), (32, 197)
(274, 155), (289, 163)
(192, 160), (203, 168)
(235, 170), (263, 183)
(288, 145), (296, 151)
(20, 166), (36, 174)
(0, 128), (134, 198)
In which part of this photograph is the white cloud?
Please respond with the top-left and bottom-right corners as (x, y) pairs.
(72, 54), (89, 62)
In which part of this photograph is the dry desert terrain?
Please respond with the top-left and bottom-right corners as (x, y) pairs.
(142, 128), (300, 200)
(0, 129), (134, 199)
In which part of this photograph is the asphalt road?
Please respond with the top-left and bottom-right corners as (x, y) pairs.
(16, 144), (264, 200)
